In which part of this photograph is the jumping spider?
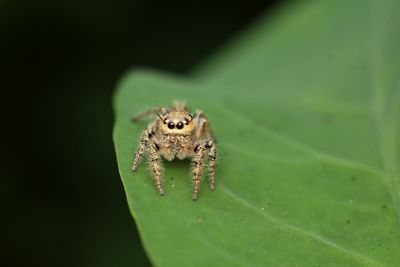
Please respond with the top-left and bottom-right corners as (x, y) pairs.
(131, 102), (217, 200)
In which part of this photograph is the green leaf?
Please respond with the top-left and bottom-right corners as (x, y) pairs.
(113, 0), (400, 266)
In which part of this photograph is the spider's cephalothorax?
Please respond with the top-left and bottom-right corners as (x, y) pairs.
(131, 102), (217, 200)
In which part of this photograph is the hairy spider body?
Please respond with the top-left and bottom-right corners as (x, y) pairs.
(131, 102), (216, 200)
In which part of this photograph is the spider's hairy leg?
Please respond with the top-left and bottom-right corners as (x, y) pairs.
(132, 123), (158, 171)
(147, 142), (164, 196)
(194, 110), (215, 143)
(132, 128), (149, 171)
(192, 144), (206, 200)
(193, 110), (206, 140)
(131, 107), (166, 122)
(193, 112), (216, 192)
(131, 123), (164, 195)
(207, 140), (217, 191)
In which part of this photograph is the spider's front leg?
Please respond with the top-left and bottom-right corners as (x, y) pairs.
(132, 128), (149, 171)
(132, 126), (156, 171)
(131, 125), (164, 196)
(192, 143), (206, 200)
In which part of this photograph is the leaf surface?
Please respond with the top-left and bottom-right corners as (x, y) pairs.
(113, 0), (400, 266)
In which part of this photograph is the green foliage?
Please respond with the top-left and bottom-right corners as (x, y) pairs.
(113, 0), (400, 266)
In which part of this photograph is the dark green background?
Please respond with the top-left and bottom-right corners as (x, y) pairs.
(1, 0), (283, 266)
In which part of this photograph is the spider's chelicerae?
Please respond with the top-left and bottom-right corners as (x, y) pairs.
(131, 102), (217, 200)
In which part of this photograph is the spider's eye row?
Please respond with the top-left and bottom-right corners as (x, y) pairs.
(176, 122), (184, 129)
(167, 121), (175, 129)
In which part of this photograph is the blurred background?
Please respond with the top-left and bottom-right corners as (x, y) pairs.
(1, 0), (282, 266)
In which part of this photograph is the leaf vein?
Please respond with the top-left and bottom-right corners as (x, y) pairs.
(217, 104), (384, 177)
(221, 186), (386, 267)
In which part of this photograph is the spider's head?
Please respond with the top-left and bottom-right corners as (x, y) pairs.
(158, 111), (195, 135)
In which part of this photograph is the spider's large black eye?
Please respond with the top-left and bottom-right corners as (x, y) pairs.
(176, 122), (184, 129)
(167, 121), (175, 129)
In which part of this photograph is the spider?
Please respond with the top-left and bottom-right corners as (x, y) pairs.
(131, 102), (217, 200)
